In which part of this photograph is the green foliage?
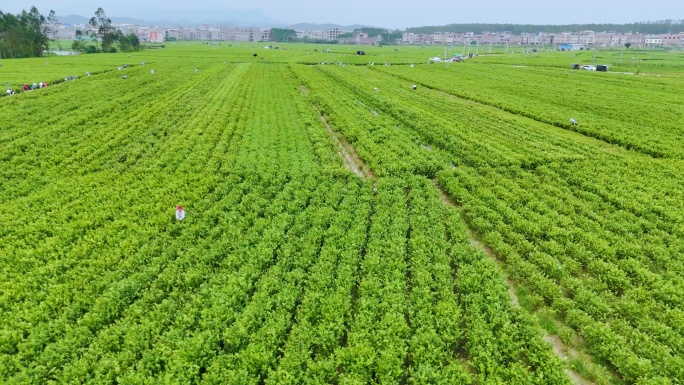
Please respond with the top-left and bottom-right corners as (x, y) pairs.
(117, 32), (140, 53)
(2, 42), (683, 384)
(358, 28), (402, 43)
(269, 28), (297, 42)
(0, 6), (49, 59)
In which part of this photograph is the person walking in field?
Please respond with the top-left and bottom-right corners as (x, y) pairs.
(176, 205), (186, 221)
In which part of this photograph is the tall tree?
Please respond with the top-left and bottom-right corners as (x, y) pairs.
(89, 7), (117, 52)
(270, 28), (297, 42)
(47, 9), (57, 35)
(0, 6), (49, 59)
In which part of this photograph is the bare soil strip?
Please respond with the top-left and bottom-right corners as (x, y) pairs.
(319, 115), (375, 179)
(435, 182), (594, 385)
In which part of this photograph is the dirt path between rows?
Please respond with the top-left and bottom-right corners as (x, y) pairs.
(319, 114), (375, 179)
(435, 182), (594, 385)
(299, 84), (374, 179)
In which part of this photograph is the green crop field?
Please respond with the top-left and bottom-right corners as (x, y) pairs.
(1, 43), (683, 384)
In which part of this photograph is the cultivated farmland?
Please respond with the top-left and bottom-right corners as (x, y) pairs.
(1, 43), (683, 384)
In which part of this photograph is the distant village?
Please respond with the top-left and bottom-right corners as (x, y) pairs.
(46, 21), (684, 49)
(403, 31), (684, 49)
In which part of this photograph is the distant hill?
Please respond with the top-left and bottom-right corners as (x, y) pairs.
(406, 20), (684, 34)
(58, 14), (175, 26)
(57, 9), (287, 28)
(289, 23), (375, 32)
(57, 15), (90, 25)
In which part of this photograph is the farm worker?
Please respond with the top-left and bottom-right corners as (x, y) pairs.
(6, 89), (11, 96)
(570, 118), (577, 125)
(23, 84), (28, 91)
(374, 87), (378, 92)
(43, 82), (47, 87)
(176, 205), (186, 221)
(412, 85), (417, 90)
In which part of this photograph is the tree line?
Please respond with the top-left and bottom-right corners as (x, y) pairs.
(406, 20), (684, 35)
(0, 5), (142, 59)
(71, 8), (140, 53)
(0, 7), (51, 59)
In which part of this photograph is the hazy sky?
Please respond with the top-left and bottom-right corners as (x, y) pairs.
(3, 0), (680, 28)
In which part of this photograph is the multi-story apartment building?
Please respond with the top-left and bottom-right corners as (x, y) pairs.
(235, 28), (254, 42)
(556, 32), (572, 44)
(196, 29), (213, 41)
(182, 29), (197, 41)
(508, 34), (523, 44)
(325, 28), (341, 41)
(166, 28), (184, 40)
(219, 27), (237, 41)
(622, 33), (645, 46)
(661, 33), (683, 46)
(402, 32), (416, 43)
(594, 32), (613, 46)
(579, 31), (595, 45)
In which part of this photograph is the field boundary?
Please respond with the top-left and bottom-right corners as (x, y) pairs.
(434, 180), (595, 385)
(318, 113), (375, 179)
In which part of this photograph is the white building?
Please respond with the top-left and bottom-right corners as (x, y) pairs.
(579, 31), (595, 45)
(235, 28), (254, 42)
(645, 35), (663, 46)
